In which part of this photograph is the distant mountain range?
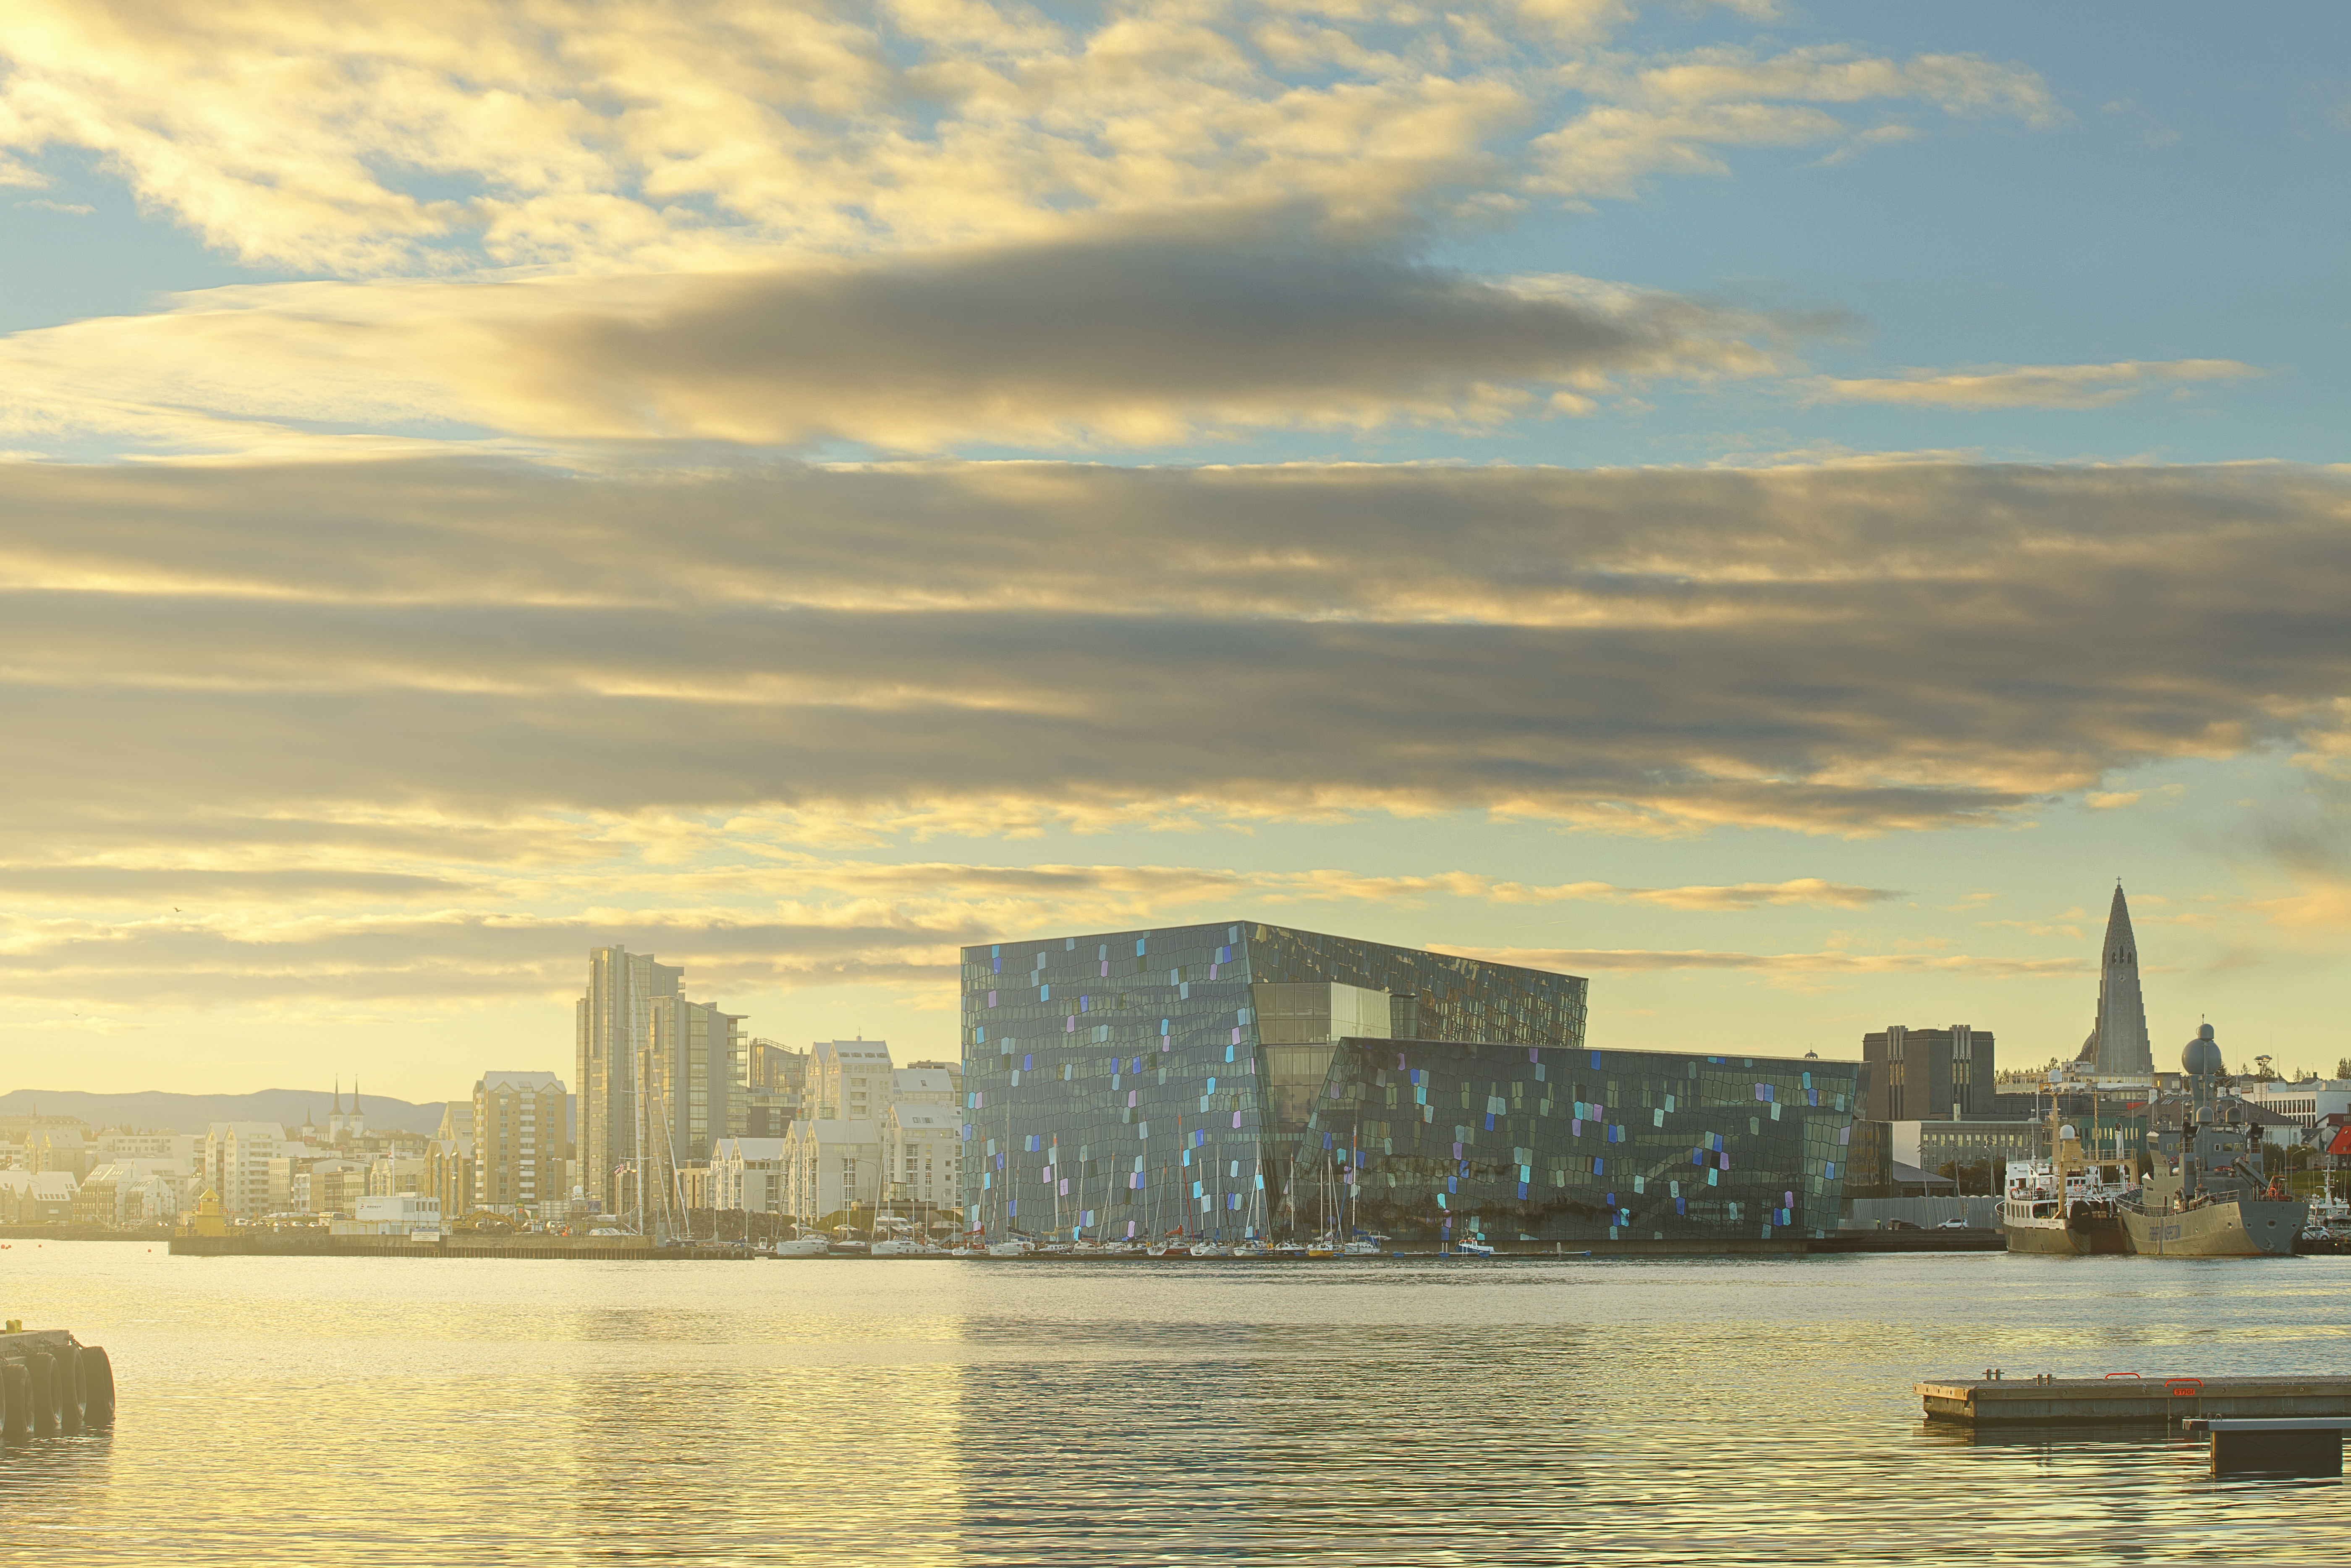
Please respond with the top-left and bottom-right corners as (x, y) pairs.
(0, 1088), (451, 1137)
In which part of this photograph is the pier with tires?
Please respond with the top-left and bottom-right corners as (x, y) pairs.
(1, 1326), (115, 1444)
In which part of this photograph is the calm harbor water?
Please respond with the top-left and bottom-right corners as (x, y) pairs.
(4, 1243), (2348, 1563)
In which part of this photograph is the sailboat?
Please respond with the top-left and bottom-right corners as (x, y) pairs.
(985, 1099), (1035, 1255)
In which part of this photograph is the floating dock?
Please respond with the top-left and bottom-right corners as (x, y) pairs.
(1919, 1375), (2351, 1426)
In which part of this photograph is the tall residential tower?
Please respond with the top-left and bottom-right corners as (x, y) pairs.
(577, 946), (681, 1215)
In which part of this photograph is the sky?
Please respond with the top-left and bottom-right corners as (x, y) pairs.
(3, 0), (2348, 1101)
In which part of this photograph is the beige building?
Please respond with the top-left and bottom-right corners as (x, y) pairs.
(203, 1121), (288, 1218)
(368, 1154), (429, 1197)
(29, 1125), (92, 1182)
(425, 1135), (474, 1220)
(780, 1119), (883, 1225)
(0, 1170), (76, 1224)
(474, 1070), (566, 1210)
(882, 1105), (962, 1214)
(72, 1161), (183, 1227)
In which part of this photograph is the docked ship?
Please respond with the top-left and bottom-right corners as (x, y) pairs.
(2000, 1117), (2131, 1255)
(2118, 1024), (2307, 1258)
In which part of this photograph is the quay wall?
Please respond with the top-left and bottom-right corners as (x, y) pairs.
(169, 1236), (754, 1261)
(1842, 1197), (2005, 1231)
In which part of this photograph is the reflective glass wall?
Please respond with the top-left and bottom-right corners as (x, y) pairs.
(958, 923), (1589, 1240)
(1299, 1039), (1860, 1244)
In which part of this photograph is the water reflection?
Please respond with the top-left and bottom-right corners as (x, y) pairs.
(3, 1249), (2349, 1563)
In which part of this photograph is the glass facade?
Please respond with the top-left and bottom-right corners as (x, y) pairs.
(1298, 1038), (1859, 1244)
(958, 921), (1589, 1241)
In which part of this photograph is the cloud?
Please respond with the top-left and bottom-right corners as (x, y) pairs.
(0, 234), (1796, 457)
(0, 906), (970, 1009)
(2, 451), (2346, 1012)
(1436, 943), (2085, 976)
(0, 5), (2057, 275)
(0, 0), (1522, 272)
(1535, 45), (2056, 198)
(1807, 359), (2265, 410)
(15, 197), (94, 214)
(0, 857), (1908, 1010)
(1620, 878), (1898, 910)
(3, 455), (2349, 852)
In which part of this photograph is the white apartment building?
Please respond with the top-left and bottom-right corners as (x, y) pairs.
(2237, 1079), (2351, 1129)
(891, 1064), (959, 1109)
(812, 1040), (895, 1121)
(710, 1137), (788, 1215)
(203, 1121), (288, 1218)
(779, 1119), (882, 1225)
(97, 1131), (198, 1164)
(883, 1105), (962, 1212)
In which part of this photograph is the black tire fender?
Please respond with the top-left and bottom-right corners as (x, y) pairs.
(26, 1351), (59, 1437)
(81, 1346), (116, 1426)
(0, 1360), (28, 1444)
(58, 1344), (86, 1435)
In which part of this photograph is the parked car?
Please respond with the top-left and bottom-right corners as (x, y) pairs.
(1934, 1218), (1972, 1230)
(1883, 1219), (1921, 1231)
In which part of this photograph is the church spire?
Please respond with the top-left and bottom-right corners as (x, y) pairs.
(2079, 883), (2154, 1077)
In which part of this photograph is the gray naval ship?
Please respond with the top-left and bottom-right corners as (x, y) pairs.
(2119, 1024), (2306, 1257)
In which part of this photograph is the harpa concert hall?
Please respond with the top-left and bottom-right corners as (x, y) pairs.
(958, 922), (1859, 1249)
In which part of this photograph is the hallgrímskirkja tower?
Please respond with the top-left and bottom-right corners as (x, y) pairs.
(2077, 882), (2155, 1078)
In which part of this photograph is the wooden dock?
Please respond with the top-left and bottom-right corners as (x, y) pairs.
(1919, 1375), (2351, 1425)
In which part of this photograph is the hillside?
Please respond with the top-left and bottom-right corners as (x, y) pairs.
(0, 1087), (452, 1137)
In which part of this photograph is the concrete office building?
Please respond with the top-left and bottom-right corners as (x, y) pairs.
(1859, 1024), (1997, 1122)
(745, 1040), (811, 1136)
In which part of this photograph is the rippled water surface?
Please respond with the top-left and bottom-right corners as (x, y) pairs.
(5, 1244), (2350, 1563)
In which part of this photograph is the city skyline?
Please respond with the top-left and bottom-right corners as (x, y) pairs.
(3, 5), (2348, 1098)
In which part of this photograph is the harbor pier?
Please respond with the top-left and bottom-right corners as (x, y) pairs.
(1920, 1375), (2351, 1426)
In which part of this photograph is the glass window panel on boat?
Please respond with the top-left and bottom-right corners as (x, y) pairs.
(957, 923), (1592, 1243)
